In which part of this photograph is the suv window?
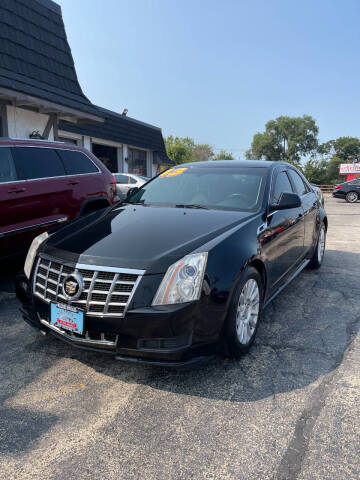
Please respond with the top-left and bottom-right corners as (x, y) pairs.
(57, 149), (98, 175)
(14, 147), (66, 180)
(0, 148), (17, 183)
(115, 174), (129, 184)
(272, 171), (293, 204)
(288, 169), (308, 196)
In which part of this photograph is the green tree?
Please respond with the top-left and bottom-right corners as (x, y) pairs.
(317, 136), (360, 184)
(303, 157), (328, 184)
(164, 136), (195, 165)
(213, 149), (234, 160)
(192, 143), (214, 162)
(246, 115), (319, 167)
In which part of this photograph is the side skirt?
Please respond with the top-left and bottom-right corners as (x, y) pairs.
(263, 259), (310, 309)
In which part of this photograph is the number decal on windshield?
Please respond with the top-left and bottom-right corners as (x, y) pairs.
(160, 168), (187, 178)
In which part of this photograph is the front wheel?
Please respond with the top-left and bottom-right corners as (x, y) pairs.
(225, 267), (263, 358)
(345, 191), (358, 203)
(309, 222), (326, 269)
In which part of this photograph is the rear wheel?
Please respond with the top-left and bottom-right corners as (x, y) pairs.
(309, 222), (326, 269)
(225, 267), (263, 358)
(345, 191), (358, 203)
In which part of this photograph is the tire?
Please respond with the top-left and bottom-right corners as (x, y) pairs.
(309, 222), (326, 269)
(225, 266), (263, 358)
(345, 191), (358, 203)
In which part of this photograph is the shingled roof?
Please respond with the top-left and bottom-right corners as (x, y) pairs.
(60, 107), (172, 165)
(0, 0), (102, 120)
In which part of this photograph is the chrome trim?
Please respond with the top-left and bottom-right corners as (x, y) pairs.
(75, 263), (145, 276)
(0, 216), (68, 238)
(33, 255), (145, 317)
(39, 317), (118, 348)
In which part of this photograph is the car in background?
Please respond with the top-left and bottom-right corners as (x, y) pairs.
(0, 138), (119, 259)
(17, 161), (327, 367)
(114, 173), (149, 198)
(332, 178), (360, 203)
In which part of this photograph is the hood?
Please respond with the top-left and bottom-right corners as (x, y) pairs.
(44, 204), (253, 273)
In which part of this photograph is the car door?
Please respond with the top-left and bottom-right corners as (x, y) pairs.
(56, 148), (103, 216)
(287, 168), (318, 254)
(12, 146), (73, 240)
(115, 174), (131, 197)
(261, 168), (305, 293)
(0, 146), (31, 257)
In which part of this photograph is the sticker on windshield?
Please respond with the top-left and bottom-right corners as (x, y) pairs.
(160, 168), (187, 178)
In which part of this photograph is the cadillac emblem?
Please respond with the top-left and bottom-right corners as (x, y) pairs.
(62, 272), (84, 301)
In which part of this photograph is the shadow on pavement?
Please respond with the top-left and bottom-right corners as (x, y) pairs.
(0, 249), (359, 455)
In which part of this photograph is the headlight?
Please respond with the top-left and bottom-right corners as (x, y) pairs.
(24, 231), (49, 279)
(152, 252), (208, 306)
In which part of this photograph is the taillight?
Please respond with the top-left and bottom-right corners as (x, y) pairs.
(110, 175), (117, 194)
(334, 185), (342, 190)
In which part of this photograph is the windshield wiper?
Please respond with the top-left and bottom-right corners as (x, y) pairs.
(175, 204), (210, 210)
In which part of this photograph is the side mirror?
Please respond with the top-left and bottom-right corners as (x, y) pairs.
(269, 192), (301, 212)
(126, 187), (139, 199)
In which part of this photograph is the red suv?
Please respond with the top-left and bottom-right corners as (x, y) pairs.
(0, 138), (119, 258)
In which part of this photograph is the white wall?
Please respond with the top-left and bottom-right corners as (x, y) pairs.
(7, 105), (53, 140)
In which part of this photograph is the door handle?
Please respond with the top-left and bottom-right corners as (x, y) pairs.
(8, 187), (26, 193)
(67, 180), (79, 185)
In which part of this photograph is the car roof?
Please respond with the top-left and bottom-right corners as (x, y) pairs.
(175, 160), (289, 169)
(0, 137), (84, 149)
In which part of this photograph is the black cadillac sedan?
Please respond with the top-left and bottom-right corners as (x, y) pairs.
(16, 161), (327, 367)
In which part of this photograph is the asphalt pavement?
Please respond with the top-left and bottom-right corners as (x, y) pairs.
(0, 195), (359, 480)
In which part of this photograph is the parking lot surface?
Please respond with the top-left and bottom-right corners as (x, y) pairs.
(0, 196), (359, 480)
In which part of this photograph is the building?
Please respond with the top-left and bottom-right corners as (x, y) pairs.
(0, 0), (171, 176)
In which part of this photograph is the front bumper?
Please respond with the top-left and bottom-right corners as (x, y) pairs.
(16, 273), (217, 367)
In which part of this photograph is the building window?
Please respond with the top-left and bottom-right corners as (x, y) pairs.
(127, 148), (147, 175)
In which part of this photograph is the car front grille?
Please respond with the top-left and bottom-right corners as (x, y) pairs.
(33, 256), (144, 317)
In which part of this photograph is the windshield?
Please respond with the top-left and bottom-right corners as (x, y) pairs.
(127, 166), (268, 212)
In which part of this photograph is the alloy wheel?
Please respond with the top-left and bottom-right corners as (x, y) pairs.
(346, 192), (358, 203)
(236, 279), (260, 344)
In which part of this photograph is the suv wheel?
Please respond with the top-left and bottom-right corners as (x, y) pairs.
(345, 191), (358, 203)
(225, 266), (263, 357)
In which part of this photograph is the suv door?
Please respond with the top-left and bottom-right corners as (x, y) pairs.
(12, 146), (72, 238)
(0, 146), (31, 257)
(261, 168), (305, 293)
(56, 148), (103, 214)
(287, 168), (318, 254)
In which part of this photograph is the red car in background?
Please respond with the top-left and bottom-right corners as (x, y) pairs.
(0, 138), (119, 259)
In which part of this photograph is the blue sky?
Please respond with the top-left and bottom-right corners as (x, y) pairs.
(58, 0), (360, 157)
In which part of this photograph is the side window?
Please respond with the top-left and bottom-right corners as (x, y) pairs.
(14, 147), (66, 180)
(0, 148), (17, 183)
(115, 174), (129, 184)
(271, 171), (293, 204)
(129, 176), (137, 184)
(288, 169), (308, 196)
(57, 149), (98, 175)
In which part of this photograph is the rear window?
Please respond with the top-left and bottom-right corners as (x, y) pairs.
(14, 147), (65, 180)
(0, 147), (17, 183)
(56, 149), (98, 175)
(288, 169), (309, 196)
(114, 174), (129, 184)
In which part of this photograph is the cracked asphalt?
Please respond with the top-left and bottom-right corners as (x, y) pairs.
(0, 196), (359, 480)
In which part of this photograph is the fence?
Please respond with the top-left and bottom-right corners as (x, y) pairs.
(315, 185), (334, 193)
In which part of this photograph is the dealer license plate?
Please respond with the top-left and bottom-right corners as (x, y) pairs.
(50, 303), (84, 334)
